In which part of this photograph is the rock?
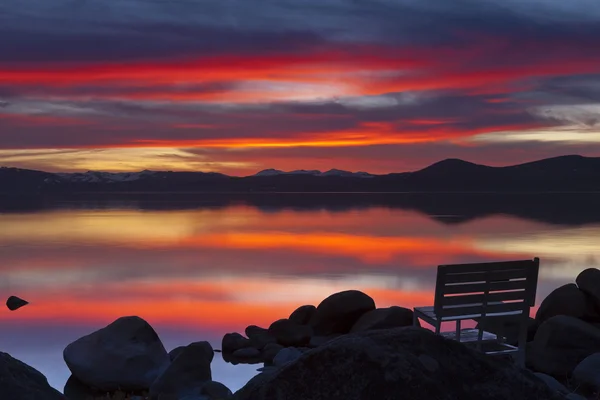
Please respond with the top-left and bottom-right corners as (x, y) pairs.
(566, 394), (587, 400)
(180, 396), (209, 400)
(309, 290), (375, 335)
(529, 315), (600, 377)
(535, 284), (598, 324)
(350, 306), (416, 332)
(6, 295), (28, 311)
(222, 333), (252, 354)
(232, 327), (563, 400)
(577, 268), (600, 310)
(475, 316), (539, 345)
(534, 373), (570, 395)
(572, 352), (600, 391)
(272, 347), (303, 367)
(63, 316), (169, 392)
(169, 346), (185, 361)
(201, 381), (233, 400)
(149, 342), (213, 399)
(308, 334), (341, 348)
(289, 305), (316, 325)
(261, 343), (283, 363)
(245, 326), (276, 350)
(0, 352), (65, 400)
(268, 319), (312, 347)
(232, 347), (261, 359)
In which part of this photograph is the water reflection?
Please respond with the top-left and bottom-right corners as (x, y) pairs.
(0, 195), (598, 392)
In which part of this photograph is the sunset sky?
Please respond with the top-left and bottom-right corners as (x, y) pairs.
(1, 0), (600, 174)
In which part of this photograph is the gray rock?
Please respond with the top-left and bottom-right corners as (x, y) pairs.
(309, 290), (375, 335)
(149, 342), (213, 399)
(572, 352), (600, 391)
(577, 268), (600, 310)
(534, 373), (570, 395)
(222, 333), (252, 354)
(535, 284), (598, 324)
(245, 325), (276, 350)
(0, 352), (65, 400)
(268, 319), (312, 347)
(272, 347), (303, 367)
(261, 343), (283, 363)
(529, 315), (600, 377)
(350, 306), (416, 332)
(289, 305), (316, 325)
(201, 381), (233, 400)
(63, 316), (169, 392)
(232, 327), (564, 400)
(233, 347), (261, 359)
(6, 295), (29, 311)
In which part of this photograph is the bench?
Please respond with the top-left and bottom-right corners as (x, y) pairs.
(413, 258), (540, 366)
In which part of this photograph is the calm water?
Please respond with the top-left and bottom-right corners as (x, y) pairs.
(0, 194), (598, 393)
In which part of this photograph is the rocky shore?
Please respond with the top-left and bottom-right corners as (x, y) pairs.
(2, 268), (600, 400)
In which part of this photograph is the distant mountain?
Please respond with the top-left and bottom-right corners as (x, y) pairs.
(2, 155), (600, 194)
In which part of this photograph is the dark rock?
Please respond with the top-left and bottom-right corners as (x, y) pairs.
(0, 352), (65, 400)
(572, 352), (600, 391)
(308, 334), (341, 348)
(309, 290), (375, 335)
(577, 268), (600, 310)
(268, 319), (311, 347)
(149, 342), (213, 399)
(233, 347), (261, 359)
(533, 373), (570, 395)
(222, 333), (253, 354)
(6, 295), (28, 311)
(63, 316), (169, 392)
(232, 327), (563, 400)
(350, 306), (416, 332)
(529, 315), (600, 377)
(535, 284), (598, 324)
(169, 346), (185, 362)
(261, 343), (283, 363)
(272, 347), (302, 367)
(201, 381), (233, 400)
(289, 305), (316, 325)
(245, 326), (276, 350)
(475, 316), (539, 345)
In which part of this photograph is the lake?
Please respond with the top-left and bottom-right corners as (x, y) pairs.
(0, 193), (598, 393)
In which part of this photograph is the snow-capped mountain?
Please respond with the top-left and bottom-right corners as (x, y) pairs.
(56, 170), (159, 183)
(254, 168), (374, 178)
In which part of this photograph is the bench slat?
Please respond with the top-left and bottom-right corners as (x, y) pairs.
(440, 300), (527, 318)
(438, 259), (536, 274)
(442, 290), (527, 306)
(442, 279), (528, 295)
(444, 269), (528, 284)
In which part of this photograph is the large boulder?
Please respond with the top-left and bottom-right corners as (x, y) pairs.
(350, 306), (416, 332)
(63, 316), (169, 391)
(245, 326), (276, 350)
(576, 268), (600, 310)
(533, 373), (570, 396)
(233, 327), (564, 400)
(309, 290), (376, 336)
(170, 342), (213, 363)
(261, 343), (283, 364)
(535, 284), (598, 324)
(222, 333), (253, 354)
(529, 315), (600, 377)
(149, 342), (213, 399)
(0, 352), (65, 400)
(572, 352), (600, 392)
(268, 319), (312, 347)
(475, 316), (538, 345)
(272, 347), (303, 367)
(289, 305), (316, 325)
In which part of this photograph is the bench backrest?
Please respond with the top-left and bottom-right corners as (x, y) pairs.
(433, 258), (540, 319)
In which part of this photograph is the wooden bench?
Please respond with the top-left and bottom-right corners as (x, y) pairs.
(413, 258), (540, 366)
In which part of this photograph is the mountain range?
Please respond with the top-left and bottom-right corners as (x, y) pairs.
(2, 155), (600, 194)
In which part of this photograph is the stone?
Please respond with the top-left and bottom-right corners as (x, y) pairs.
(169, 346), (185, 361)
(529, 315), (600, 377)
(222, 333), (252, 354)
(577, 268), (600, 310)
(566, 394), (587, 400)
(572, 352), (600, 391)
(268, 319), (312, 347)
(475, 316), (539, 345)
(0, 352), (65, 400)
(233, 327), (564, 400)
(535, 284), (598, 324)
(201, 381), (233, 400)
(232, 347), (261, 359)
(272, 347), (303, 367)
(350, 306), (416, 332)
(309, 290), (375, 335)
(6, 295), (29, 311)
(533, 373), (570, 395)
(168, 342), (212, 363)
(288, 305), (316, 325)
(63, 316), (169, 392)
(308, 334), (341, 348)
(261, 343), (283, 363)
(149, 342), (213, 399)
(245, 325), (276, 350)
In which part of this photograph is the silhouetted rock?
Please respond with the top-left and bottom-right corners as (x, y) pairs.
(169, 346), (186, 362)
(529, 315), (600, 377)
(288, 305), (316, 325)
(272, 347), (302, 367)
(572, 352), (600, 392)
(261, 343), (283, 364)
(201, 381), (233, 400)
(350, 306), (415, 332)
(232, 347), (261, 359)
(63, 316), (169, 391)
(0, 352), (65, 400)
(6, 296), (28, 311)
(222, 333), (253, 354)
(577, 268), (600, 310)
(245, 325), (276, 350)
(233, 327), (563, 400)
(309, 290), (375, 335)
(476, 316), (538, 345)
(149, 342), (213, 399)
(268, 319), (311, 347)
(535, 284), (597, 323)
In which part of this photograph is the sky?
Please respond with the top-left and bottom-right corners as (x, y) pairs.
(1, 0), (600, 175)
